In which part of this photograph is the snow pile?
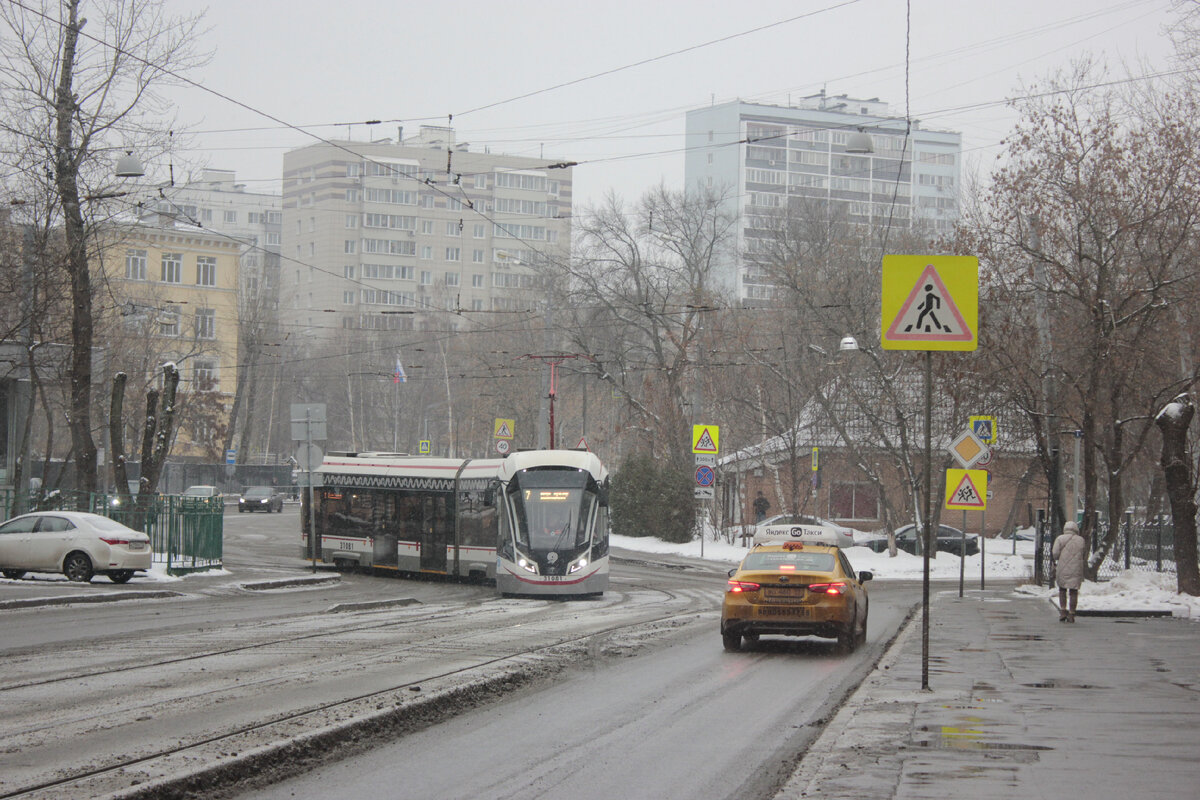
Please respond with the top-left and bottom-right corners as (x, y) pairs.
(611, 533), (1200, 621)
(1015, 570), (1200, 619)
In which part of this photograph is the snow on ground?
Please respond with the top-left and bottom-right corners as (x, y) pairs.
(612, 532), (1200, 621)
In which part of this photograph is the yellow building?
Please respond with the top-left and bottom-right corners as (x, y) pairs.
(97, 222), (241, 461)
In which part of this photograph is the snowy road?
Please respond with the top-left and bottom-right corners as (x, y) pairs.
(0, 510), (917, 799)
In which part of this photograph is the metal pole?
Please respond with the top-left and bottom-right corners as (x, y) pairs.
(980, 506), (986, 590)
(306, 410), (316, 573)
(921, 350), (932, 691)
(959, 509), (966, 597)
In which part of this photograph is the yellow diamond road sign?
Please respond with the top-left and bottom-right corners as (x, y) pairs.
(882, 255), (979, 351)
(945, 469), (987, 510)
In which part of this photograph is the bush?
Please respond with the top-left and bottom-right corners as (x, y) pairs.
(609, 451), (695, 543)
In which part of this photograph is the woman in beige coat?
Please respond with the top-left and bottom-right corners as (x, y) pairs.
(1052, 520), (1087, 622)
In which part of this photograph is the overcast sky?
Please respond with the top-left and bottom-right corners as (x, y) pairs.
(161, 0), (1180, 207)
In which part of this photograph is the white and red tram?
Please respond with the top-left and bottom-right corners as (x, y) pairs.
(301, 449), (609, 596)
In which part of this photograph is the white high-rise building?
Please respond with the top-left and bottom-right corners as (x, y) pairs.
(279, 126), (572, 338)
(684, 94), (962, 303)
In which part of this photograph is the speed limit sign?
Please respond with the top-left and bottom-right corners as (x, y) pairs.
(496, 439), (510, 454)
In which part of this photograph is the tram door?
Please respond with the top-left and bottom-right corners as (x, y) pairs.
(419, 494), (451, 572)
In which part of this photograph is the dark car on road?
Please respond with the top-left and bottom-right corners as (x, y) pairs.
(238, 486), (284, 513)
(866, 523), (979, 556)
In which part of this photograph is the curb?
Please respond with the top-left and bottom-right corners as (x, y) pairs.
(0, 590), (183, 610)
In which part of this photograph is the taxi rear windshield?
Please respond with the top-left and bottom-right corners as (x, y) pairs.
(743, 552), (835, 572)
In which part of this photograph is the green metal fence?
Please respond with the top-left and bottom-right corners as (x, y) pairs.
(1, 489), (223, 575)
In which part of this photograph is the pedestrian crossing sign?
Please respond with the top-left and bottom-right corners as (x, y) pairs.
(882, 255), (978, 351)
(945, 468), (987, 510)
(493, 418), (515, 440)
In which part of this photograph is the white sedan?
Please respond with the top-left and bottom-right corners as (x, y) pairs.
(0, 511), (152, 583)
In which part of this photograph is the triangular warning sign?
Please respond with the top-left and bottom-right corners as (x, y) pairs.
(694, 429), (717, 453)
(495, 421), (513, 439)
(946, 472), (986, 510)
(885, 264), (973, 343)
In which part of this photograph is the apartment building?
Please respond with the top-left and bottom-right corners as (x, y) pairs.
(279, 126), (572, 338)
(144, 169), (283, 305)
(98, 222), (241, 461)
(684, 94), (962, 302)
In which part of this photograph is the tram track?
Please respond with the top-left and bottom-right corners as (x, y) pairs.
(0, 599), (713, 800)
(0, 564), (722, 800)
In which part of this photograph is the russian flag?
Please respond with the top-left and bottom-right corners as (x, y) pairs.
(394, 357), (407, 384)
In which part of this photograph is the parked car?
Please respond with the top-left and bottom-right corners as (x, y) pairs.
(0, 511), (152, 583)
(866, 523), (979, 556)
(754, 514), (856, 549)
(239, 486), (284, 513)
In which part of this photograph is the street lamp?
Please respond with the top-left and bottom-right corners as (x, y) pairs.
(114, 150), (144, 178)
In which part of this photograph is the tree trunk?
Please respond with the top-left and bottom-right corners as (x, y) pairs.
(1155, 395), (1200, 596)
(55, 0), (98, 495)
(110, 373), (130, 499)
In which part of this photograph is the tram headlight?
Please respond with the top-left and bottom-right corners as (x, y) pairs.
(568, 556), (588, 574)
(517, 556), (539, 574)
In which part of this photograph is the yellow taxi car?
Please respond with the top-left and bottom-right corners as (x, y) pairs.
(721, 526), (871, 652)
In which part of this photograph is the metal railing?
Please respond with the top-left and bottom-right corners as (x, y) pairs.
(1, 489), (223, 575)
(1035, 512), (1181, 583)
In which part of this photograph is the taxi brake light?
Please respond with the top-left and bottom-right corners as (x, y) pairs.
(806, 582), (847, 595)
(99, 537), (132, 546)
(727, 580), (760, 593)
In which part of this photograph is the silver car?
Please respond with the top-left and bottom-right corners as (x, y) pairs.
(0, 511), (152, 583)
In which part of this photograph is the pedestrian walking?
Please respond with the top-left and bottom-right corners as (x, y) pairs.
(1052, 520), (1087, 622)
(753, 491), (770, 523)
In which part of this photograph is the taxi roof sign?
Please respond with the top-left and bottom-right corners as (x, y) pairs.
(754, 524), (841, 548)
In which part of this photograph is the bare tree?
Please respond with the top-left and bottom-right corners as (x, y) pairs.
(0, 0), (206, 493)
(556, 185), (737, 469)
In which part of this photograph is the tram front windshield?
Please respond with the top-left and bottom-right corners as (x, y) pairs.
(510, 470), (595, 553)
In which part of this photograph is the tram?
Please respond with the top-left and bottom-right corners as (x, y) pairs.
(300, 449), (610, 596)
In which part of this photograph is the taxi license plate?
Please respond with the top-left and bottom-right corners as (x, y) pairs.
(755, 606), (811, 618)
(128, 542), (146, 550)
(762, 586), (807, 600)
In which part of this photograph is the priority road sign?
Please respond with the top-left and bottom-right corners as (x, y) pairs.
(882, 255), (979, 351)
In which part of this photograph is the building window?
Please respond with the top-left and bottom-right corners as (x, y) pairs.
(195, 308), (216, 340)
(193, 358), (217, 390)
(420, 246), (432, 260)
(159, 305), (181, 337)
(343, 290), (355, 304)
(196, 256), (217, 286)
(421, 220), (434, 234)
(161, 253), (182, 283)
(344, 240), (356, 254)
(344, 265), (356, 279)
(125, 250), (147, 280)
(267, 232), (281, 245)
(472, 249), (484, 264)
(473, 223), (485, 239)
(224, 210), (237, 224)
(446, 221), (460, 236)
(346, 214), (358, 228)
(444, 272), (460, 287)
(419, 270), (432, 285)
(472, 273), (484, 288)
(445, 247), (461, 262)
(830, 482), (879, 521)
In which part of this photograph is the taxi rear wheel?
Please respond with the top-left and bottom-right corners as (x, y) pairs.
(722, 629), (741, 652)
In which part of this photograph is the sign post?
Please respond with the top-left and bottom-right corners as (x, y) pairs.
(882, 255), (979, 691)
(291, 403), (327, 572)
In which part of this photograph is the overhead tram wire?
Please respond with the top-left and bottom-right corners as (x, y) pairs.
(451, 0), (864, 118)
